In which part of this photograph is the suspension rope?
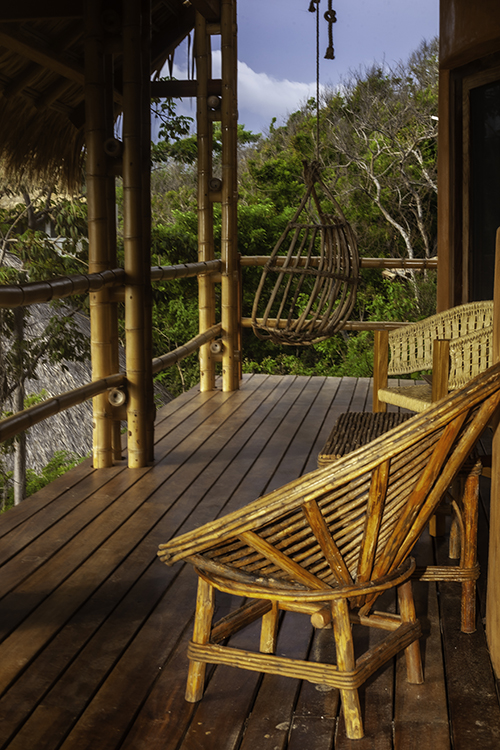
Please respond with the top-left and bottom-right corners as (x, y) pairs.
(308, 1), (337, 160)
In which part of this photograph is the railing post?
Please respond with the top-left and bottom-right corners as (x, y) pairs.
(220, 0), (239, 392)
(122, 0), (154, 467)
(196, 12), (216, 392)
(84, 0), (115, 468)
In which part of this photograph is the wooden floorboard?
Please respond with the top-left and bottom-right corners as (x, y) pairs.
(0, 375), (499, 750)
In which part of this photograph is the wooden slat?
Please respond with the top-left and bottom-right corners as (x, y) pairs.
(394, 534), (450, 750)
(436, 535), (500, 749)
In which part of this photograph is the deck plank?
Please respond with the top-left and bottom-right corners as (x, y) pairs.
(0, 376), (498, 750)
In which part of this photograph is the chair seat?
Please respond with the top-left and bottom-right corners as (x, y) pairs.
(377, 383), (433, 412)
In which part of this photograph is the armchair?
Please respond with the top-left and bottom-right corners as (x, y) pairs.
(158, 361), (500, 740)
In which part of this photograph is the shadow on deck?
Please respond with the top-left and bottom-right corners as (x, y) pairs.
(0, 374), (499, 749)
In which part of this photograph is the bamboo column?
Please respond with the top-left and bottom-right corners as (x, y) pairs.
(486, 227), (500, 676)
(141, 0), (154, 461)
(103, 42), (123, 462)
(122, 0), (153, 467)
(84, 0), (114, 468)
(220, 0), (240, 392)
(196, 12), (216, 392)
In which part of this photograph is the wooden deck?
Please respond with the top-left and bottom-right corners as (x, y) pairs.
(0, 373), (499, 750)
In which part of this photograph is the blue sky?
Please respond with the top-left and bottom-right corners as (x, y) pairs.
(168, 0), (439, 135)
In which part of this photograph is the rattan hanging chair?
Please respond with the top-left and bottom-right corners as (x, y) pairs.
(251, 161), (359, 345)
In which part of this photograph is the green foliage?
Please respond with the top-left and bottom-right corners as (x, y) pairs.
(0, 450), (87, 513)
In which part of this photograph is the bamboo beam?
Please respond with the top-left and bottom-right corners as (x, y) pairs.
(0, 373), (125, 443)
(0, 262), (221, 309)
(150, 79), (222, 99)
(240, 256), (438, 270)
(85, 0), (114, 468)
(241, 317), (410, 331)
(196, 11), (217, 392)
(152, 321), (221, 375)
(0, 24), (85, 84)
(220, 0), (239, 391)
(0, 269), (125, 308)
(486, 227), (500, 677)
(151, 259), (221, 282)
(122, 0), (153, 468)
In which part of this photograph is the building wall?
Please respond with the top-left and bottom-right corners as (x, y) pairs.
(437, 0), (500, 310)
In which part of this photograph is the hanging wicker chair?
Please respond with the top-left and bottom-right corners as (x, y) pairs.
(251, 162), (359, 346)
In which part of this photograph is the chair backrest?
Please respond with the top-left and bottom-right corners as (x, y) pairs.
(388, 300), (493, 377)
(158, 362), (500, 600)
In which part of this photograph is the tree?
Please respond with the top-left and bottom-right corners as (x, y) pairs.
(321, 38), (438, 266)
(0, 189), (90, 505)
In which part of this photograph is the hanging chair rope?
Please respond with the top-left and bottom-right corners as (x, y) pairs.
(251, 162), (359, 346)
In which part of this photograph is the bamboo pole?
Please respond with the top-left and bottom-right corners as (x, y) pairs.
(242, 317), (409, 332)
(0, 262), (221, 309)
(220, 0), (239, 392)
(152, 323), (222, 375)
(196, 11), (216, 392)
(104, 47), (122, 463)
(122, 0), (152, 467)
(85, 0), (114, 468)
(141, 0), (154, 462)
(239, 256), (438, 270)
(486, 227), (500, 676)
(0, 373), (125, 443)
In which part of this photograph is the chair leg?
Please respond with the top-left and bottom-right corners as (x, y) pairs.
(398, 580), (423, 684)
(331, 598), (364, 740)
(260, 601), (279, 653)
(461, 462), (481, 633)
(186, 576), (215, 702)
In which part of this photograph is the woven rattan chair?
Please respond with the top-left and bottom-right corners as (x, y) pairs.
(158, 362), (500, 740)
(373, 301), (494, 413)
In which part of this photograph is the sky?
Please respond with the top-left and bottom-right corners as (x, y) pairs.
(166, 0), (439, 136)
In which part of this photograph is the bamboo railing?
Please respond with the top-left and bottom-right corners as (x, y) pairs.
(0, 245), (437, 465)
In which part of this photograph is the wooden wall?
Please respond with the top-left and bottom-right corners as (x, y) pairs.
(437, 0), (500, 310)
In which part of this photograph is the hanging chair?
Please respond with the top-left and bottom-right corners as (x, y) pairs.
(251, 161), (359, 346)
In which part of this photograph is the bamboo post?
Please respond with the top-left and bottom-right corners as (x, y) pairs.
(220, 0), (239, 392)
(141, 0), (154, 462)
(196, 12), (216, 392)
(486, 227), (500, 676)
(84, 0), (114, 468)
(122, 0), (153, 467)
(104, 47), (122, 462)
(373, 330), (389, 412)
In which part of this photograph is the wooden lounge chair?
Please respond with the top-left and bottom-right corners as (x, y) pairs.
(158, 362), (500, 740)
(373, 300), (493, 413)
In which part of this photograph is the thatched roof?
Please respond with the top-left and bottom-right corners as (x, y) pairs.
(0, 1), (213, 189)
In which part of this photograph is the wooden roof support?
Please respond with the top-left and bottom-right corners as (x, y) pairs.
(85, 0), (118, 468)
(190, 0), (221, 22)
(122, 0), (154, 467)
(220, 0), (240, 391)
(196, 12), (217, 392)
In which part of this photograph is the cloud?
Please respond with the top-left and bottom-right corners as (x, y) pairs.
(167, 51), (321, 135)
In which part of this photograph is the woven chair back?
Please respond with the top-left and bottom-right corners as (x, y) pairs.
(387, 300), (494, 381)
